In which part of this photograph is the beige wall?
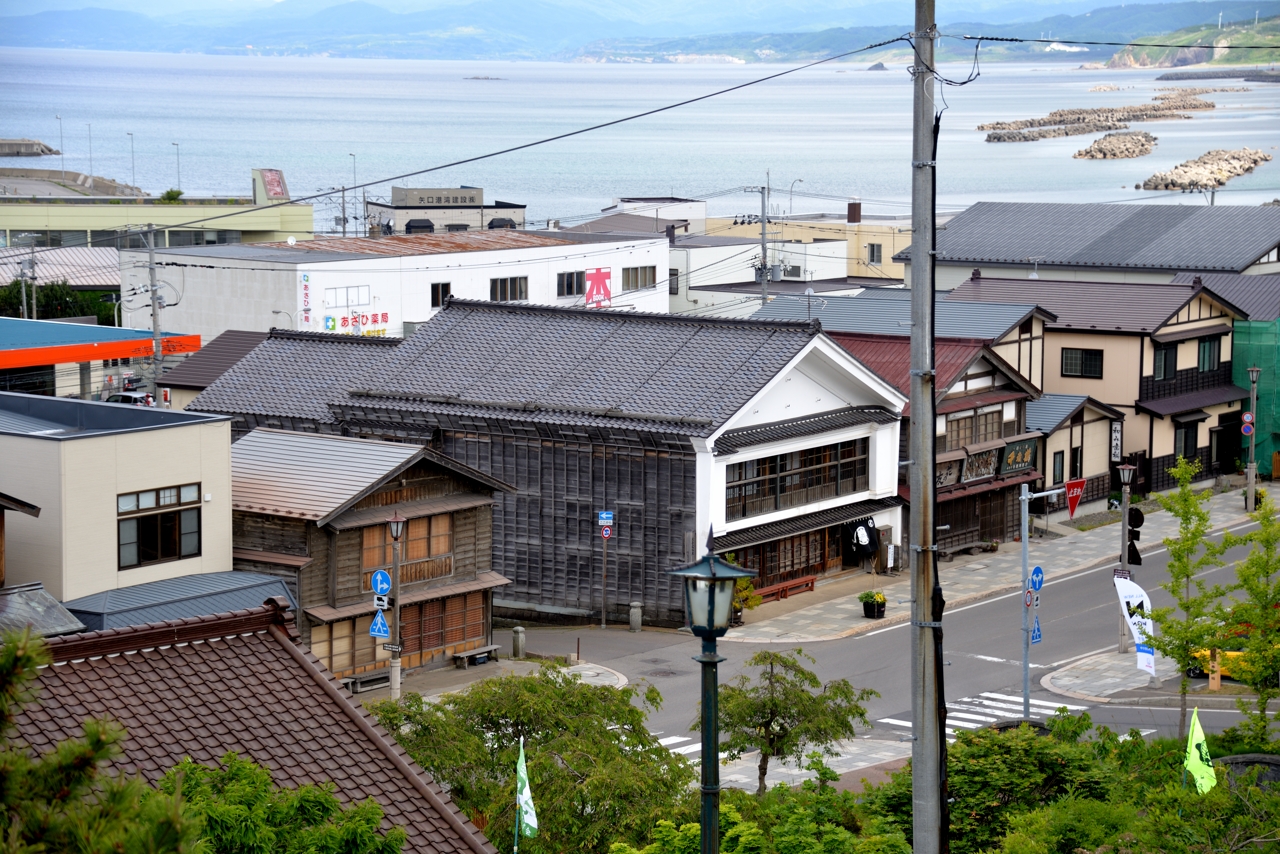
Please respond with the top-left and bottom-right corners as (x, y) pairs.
(1042, 332), (1145, 452)
(1043, 411), (1115, 484)
(0, 201), (312, 245)
(170, 388), (201, 412)
(0, 420), (231, 601)
(705, 216), (911, 280)
(991, 316), (1045, 390)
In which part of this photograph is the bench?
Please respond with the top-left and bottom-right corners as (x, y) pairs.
(754, 575), (817, 604)
(453, 644), (501, 669)
(341, 671), (390, 694)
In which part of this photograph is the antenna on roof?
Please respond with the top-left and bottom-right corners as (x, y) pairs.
(1027, 256), (1045, 279)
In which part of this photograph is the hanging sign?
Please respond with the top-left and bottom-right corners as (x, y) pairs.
(1113, 576), (1157, 676)
(1065, 478), (1087, 519)
(1110, 421), (1123, 463)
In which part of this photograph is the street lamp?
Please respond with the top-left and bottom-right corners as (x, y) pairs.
(387, 511), (406, 700)
(1117, 463), (1136, 653)
(172, 142), (181, 191)
(668, 533), (755, 854)
(1248, 366), (1261, 513)
(789, 178), (803, 216)
(271, 309), (297, 329)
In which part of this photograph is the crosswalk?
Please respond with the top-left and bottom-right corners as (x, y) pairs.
(658, 735), (704, 756)
(876, 692), (1090, 741)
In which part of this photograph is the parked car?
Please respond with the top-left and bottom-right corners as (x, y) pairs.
(104, 392), (154, 407)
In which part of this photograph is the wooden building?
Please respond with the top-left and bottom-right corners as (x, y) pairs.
(230, 428), (512, 682)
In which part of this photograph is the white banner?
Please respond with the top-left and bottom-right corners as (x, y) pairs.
(1113, 576), (1156, 676)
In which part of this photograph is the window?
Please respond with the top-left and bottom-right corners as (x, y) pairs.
(669, 268), (680, 295)
(945, 415), (972, 451)
(725, 437), (869, 521)
(326, 285), (371, 309)
(431, 282), (451, 308)
(557, 271), (585, 297)
(975, 410), (1002, 443)
(361, 513), (454, 588)
(490, 277), (528, 302)
(1153, 344), (1176, 381)
(1175, 426), (1197, 460)
(1070, 446), (1083, 479)
(621, 266), (656, 291)
(1061, 348), (1103, 379)
(868, 243), (883, 265)
(1198, 336), (1220, 372)
(117, 483), (201, 569)
(166, 230), (240, 247)
(1052, 450), (1064, 485)
(445, 223), (469, 232)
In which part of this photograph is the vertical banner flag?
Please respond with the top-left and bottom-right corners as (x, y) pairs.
(516, 737), (538, 840)
(1113, 576), (1157, 676)
(1184, 708), (1217, 794)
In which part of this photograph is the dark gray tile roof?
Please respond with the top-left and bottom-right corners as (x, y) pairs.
(754, 292), (1046, 341)
(712, 496), (904, 552)
(162, 329), (270, 391)
(1137, 385), (1250, 416)
(1171, 272), (1280, 322)
(1025, 394), (1088, 434)
(714, 406), (899, 454)
(0, 583), (85, 636)
(60, 571), (295, 632)
(893, 202), (1280, 272)
(190, 329), (401, 424)
(349, 301), (821, 438)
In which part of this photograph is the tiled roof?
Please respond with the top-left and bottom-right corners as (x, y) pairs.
(893, 202), (1280, 272)
(713, 406), (899, 454)
(161, 329), (270, 391)
(14, 599), (495, 854)
(190, 329), (400, 424)
(756, 292), (1048, 341)
(712, 495), (904, 552)
(60, 571), (296, 631)
(347, 300), (822, 438)
(0, 582), (85, 637)
(1137, 385), (1250, 417)
(1171, 272), (1280, 323)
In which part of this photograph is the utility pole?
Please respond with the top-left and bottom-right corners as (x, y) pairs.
(127, 132), (136, 190)
(55, 115), (64, 184)
(26, 249), (37, 320)
(147, 224), (163, 394)
(907, 0), (945, 852)
(86, 123), (94, 191)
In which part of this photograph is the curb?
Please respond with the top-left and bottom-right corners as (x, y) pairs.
(723, 510), (1255, 646)
(566, 661), (629, 689)
(1041, 658), (1280, 710)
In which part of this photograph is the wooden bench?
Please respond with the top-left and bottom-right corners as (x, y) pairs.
(754, 575), (817, 604)
(341, 670), (390, 694)
(453, 644), (501, 669)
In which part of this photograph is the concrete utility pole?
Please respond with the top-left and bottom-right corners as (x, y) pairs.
(907, 0), (945, 851)
(147, 225), (163, 393)
(25, 250), (37, 320)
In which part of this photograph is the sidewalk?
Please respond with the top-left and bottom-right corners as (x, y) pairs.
(1044, 650), (1280, 710)
(723, 489), (1250, 644)
(356, 656), (627, 704)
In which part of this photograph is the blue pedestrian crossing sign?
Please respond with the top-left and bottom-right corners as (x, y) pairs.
(369, 609), (390, 639)
(370, 569), (392, 596)
(1031, 614), (1043, 645)
(1030, 565), (1045, 592)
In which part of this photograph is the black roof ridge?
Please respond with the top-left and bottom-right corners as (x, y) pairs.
(347, 389), (717, 427)
(267, 328), (403, 345)
(440, 297), (823, 333)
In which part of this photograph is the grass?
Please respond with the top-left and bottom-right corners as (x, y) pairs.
(1114, 14), (1280, 66)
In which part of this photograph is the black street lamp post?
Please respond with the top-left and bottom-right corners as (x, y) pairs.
(669, 533), (755, 854)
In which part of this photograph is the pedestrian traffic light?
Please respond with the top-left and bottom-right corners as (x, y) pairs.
(1127, 506), (1144, 566)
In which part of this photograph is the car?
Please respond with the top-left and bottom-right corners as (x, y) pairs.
(104, 392), (154, 407)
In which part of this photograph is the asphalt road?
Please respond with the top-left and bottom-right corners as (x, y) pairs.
(513, 517), (1259, 744)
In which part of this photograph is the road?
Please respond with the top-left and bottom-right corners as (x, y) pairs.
(512, 517), (1258, 755)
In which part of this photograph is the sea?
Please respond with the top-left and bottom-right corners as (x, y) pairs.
(1, 47), (1278, 224)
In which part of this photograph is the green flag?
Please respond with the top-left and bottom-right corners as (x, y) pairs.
(1184, 708), (1217, 794)
(516, 737), (538, 839)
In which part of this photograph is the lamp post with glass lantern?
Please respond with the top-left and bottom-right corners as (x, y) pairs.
(1117, 463), (1136, 653)
(387, 511), (406, 700)
(668, 533), (755, 854)
(1247, 366), (1261, 513)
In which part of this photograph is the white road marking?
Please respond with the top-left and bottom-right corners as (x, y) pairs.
(980, 692), (1088, 710)
(671, 744), (703, 755)
(659, 736), (692, 746)
(948, 711), (1000, 723)
(878, 717), (915, 728)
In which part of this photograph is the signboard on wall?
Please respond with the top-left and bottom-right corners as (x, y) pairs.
(1000, 438), (1037, 474)
(584, 268), (612, 309)
(1110, 421), (1123, 463)
(962, 449), (1000, 482)
(252, 168), (290, 204)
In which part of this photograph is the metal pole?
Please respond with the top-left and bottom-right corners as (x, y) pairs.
(342, 187), (348, 238)
(27, 249), (37, 321)
(391, 537), (402, 700)
(1020, 483), (1031, 720)
(173, 143), (180, 190)
(759, 186), (768, 304)
(697, 636), (724, 854)
(602, 535), (608, 629)
(1118, 481), (1130, 653)
(1247, 372), (1258, 513)
(127, 132), (135, 189)
(147, 225), (162, 394)
(86, 123), (93, 190)
(908, 0), (941, 849)
(56, 115), (64, 183)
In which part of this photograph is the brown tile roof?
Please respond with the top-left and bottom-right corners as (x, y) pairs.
(14, 598), (495, 854)
(261, 231), (573, 257)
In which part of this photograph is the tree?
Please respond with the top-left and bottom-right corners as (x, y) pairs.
(0, 628), (201, 852)
(158, 188), (184, 204)
(1143, 456), (1230, 738)
(1217, 495), (1280, 748)
(367, 664), (695, 854)
(154, 752), (406, 854)
(1, 278), (118, 325)
(714, 649), (876, 795)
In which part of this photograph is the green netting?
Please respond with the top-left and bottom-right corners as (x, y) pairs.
(1232, 321), (1280, 476)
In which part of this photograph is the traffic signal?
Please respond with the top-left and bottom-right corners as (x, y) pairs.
(1127, 506), (1145, 566)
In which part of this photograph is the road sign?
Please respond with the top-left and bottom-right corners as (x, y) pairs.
(598, 510), (614, 526)
(1243, 411), (1255, 424)
(369, 609), (390, 639)
(1030, 565), (1044, 592)
(1065, 478), (1087, 519)
(373, 594), (389, 611)
(382, 643), (403, 654)
(1024, 589), (1033, 608)
(1243, 423), (1255, 436)
(1031, 614), (1043, 645)
(370, 569), (392, 596)
(1034, 593), (1041, 609)
(601, 525), (613, 539)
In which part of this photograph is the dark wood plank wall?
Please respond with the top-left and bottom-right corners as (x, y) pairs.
(232, 512), (308, 554)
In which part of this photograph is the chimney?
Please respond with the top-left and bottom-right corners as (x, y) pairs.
(665, 224), (676, 246)
(972, 268), (982, 280)
(847, 202), (862, 224)
(1192, 275), (1203, 286)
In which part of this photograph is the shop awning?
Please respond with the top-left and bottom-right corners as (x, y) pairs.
(1173, 409), (1210, 424)
(936, 468), (1043, 500)
(711, 495), (904, 553)
(303, 570), (511, 624)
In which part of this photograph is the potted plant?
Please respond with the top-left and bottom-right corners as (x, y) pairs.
(858, 589), (887, 619)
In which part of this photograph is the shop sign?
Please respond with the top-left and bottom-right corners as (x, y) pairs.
(936, 459), (962, 488)
(1000, 438), (1037, 474)
(962, 448), (999, 482)
(1110, 421), (1123, 463)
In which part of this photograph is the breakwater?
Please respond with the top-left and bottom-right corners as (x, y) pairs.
(1140, 147), (1273, 189)
(1074, 131), (1158, 159)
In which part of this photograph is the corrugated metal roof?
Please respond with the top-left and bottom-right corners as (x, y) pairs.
(231, 428), (423, 523)
(264, 231), (574, 257)
(1171, 272), (1280, 322)
(0, 583), (85, 636)
(714, 406), (899, 454)
(827, 333), (986, 398)
(1025, 394), (1088, 433)
(0, 247), (120, 288)
(0, 390), (228, 439)
(754, 292), (1045, 341)
(563, 213), (686, 234)
(946, 276), (1226, 333)
(1137, 385), (1250, 416)
(895, 202), (1280, 272)
(161, 330), (270, 391)
(60, 572), (295, 632)
(0, 317), (167, 351)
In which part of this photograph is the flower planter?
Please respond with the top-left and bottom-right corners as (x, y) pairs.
(862, 601), (886, 619)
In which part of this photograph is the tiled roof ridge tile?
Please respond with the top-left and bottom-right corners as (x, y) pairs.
(267, 328), (404, 346)
(346, 389), (718, 427)
(440, 296), (825, 333)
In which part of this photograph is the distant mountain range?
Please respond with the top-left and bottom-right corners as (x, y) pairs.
(1108, 12), (1280, 66)
(3, 0), (1279, 62)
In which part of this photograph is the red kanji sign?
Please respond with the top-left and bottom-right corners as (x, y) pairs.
(584, 267), (612, 309)
(1065, 478), (1087, 519)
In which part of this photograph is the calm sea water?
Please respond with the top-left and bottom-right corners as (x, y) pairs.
(1, 47), (1278, 224)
